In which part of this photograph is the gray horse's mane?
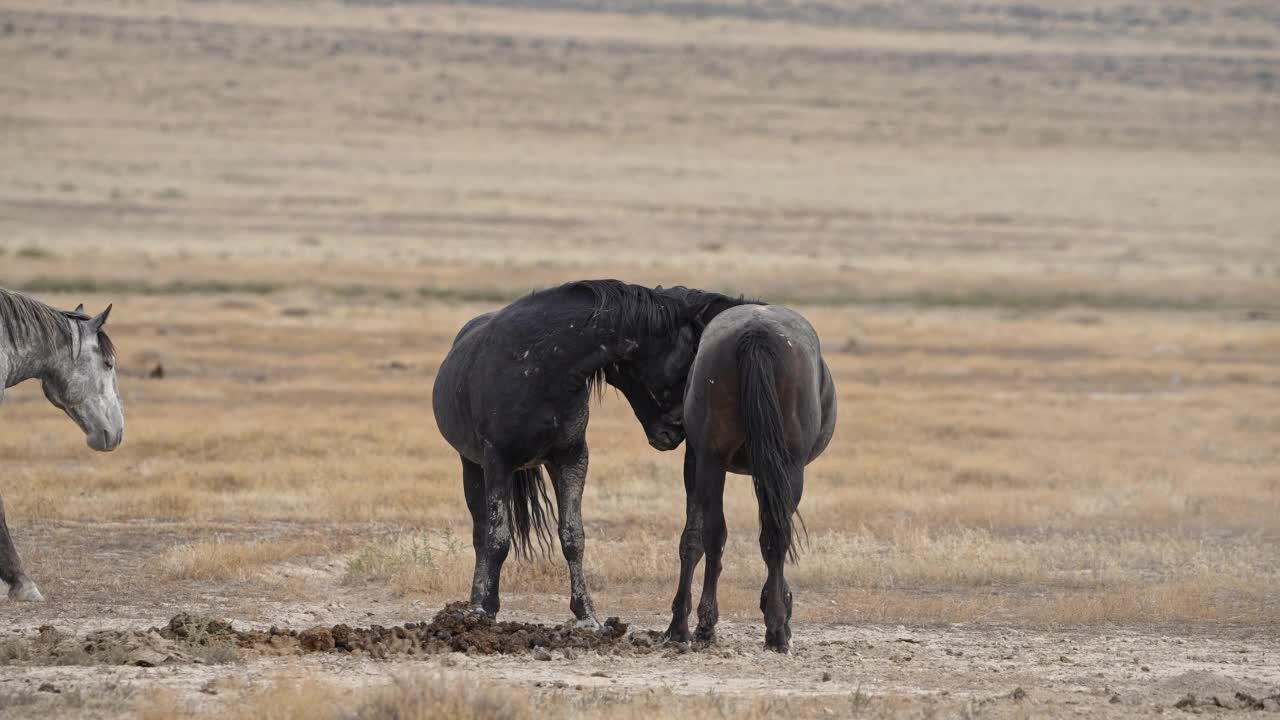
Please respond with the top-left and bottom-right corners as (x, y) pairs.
(0, 288), (115, 360)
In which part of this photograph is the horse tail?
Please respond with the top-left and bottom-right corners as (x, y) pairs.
(737, 327), (803, 562)
(509, 466), (557, 560)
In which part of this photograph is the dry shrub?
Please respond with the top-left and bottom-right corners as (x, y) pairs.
(160, 537), (329, 582)
(346, 529), (472, 595)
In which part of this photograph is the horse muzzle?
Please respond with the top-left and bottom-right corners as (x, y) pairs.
(87, 428), (124, 452)
(647, 427), (684, 451)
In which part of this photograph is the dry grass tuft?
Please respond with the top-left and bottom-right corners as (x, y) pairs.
(160, 537), (330, 582)
(143, 673), (908, 720)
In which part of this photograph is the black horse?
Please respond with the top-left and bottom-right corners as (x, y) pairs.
(433, 280), (747, 626)
(663, 304), (836, 652)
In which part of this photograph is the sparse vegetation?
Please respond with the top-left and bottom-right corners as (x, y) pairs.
(15, 245), (56, 260)
(12, 278), (283, 296)
(0, 638), (29, 665)
(140, 674), (889, 720)
(161, 538), (331, 582)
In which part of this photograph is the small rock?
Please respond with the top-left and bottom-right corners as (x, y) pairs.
(532, 647), (552, 661)
(1110, 695), (1122, 704)
(591, 670), (610, 678)
(821, 672), (833, 682)
(1010, 687), (1026, 701)
(1174, 694), (1196, 710)
(37, 683), (60, 694)
(1140, 665), (1149, 672)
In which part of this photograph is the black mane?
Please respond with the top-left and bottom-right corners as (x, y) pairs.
(561, 279), (690, 338)
(545, 280), (758, 400)
(656, 285), (764, 330)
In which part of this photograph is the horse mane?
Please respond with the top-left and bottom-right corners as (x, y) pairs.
(0, 288), (115, 361)
(546, 280), (759, 400)
(657, 285), (765, 329)
(564, 279), (690, 338)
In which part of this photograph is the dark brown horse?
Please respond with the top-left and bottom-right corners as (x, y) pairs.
(663, 304), (836, 652)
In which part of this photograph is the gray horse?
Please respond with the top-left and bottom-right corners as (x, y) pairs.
(0, 288), (123, 601)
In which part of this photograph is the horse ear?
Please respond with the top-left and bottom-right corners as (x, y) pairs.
(692, 303), (715, 331)
(88, 304), (112, 332)
(74, 303), (85, 314)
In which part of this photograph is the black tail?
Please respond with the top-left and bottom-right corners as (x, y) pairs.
(737, 328), (805, 562)
(508, 467), (557, 560)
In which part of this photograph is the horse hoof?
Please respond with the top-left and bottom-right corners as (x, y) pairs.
(693, 626), (716, 644)
(574, 616), (602, 630)
(764, 641), (790, 654)
(8, 579), (44, 602)
(662, 627), (690, 644)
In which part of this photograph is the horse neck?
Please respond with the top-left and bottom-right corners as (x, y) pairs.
(558, 319), (647, 386)
(0, 320), (71, 389)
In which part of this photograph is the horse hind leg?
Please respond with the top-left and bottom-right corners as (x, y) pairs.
(464, 451), (514, 617)
(693, 454), (728, 644)
(0, 494), (43, 602)
(548, 444), (599, 628)
(664, 444), (703, 643)
(758, 466), (803, 653)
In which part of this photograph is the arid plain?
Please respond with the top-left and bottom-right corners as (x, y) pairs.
(1, 0), (1278, 717)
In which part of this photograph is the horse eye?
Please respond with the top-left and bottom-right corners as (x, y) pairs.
(104, 359), (115, 370)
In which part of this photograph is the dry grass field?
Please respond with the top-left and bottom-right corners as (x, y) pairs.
(1, 0), (1278, 717)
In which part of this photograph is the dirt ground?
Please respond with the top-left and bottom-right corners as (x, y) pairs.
(1, 0), (1278, 717)
(1, 522), (1278, 718)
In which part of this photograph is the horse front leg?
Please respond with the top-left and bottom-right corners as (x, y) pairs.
(549, 443), (599, 627)
(664, 444), (703, 642)
(0, 493), (43, 602)
(693, 453), (727, 643)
